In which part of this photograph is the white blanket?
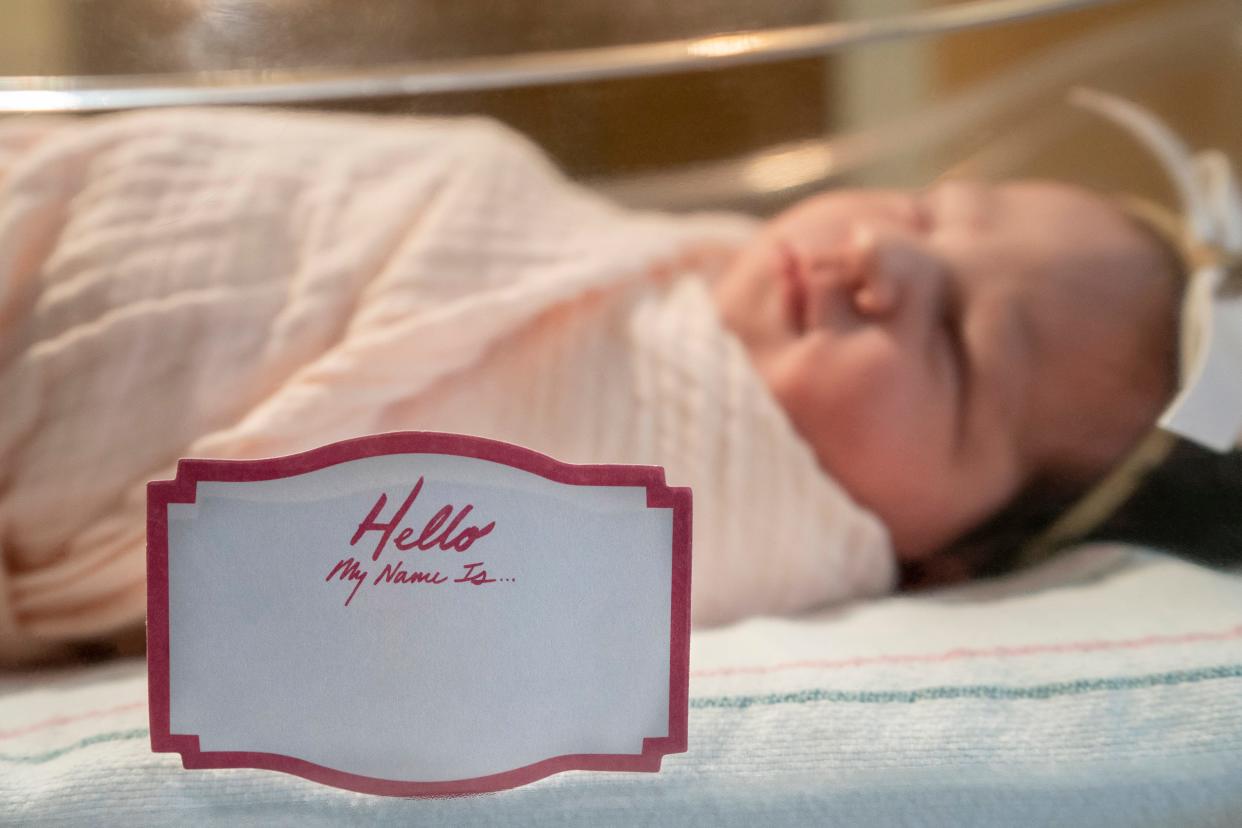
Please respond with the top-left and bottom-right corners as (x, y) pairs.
(0, 109), (894, 662)
(2, 545), (1240, 826)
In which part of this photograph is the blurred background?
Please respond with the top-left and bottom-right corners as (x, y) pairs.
(0, 0), (1237, 214)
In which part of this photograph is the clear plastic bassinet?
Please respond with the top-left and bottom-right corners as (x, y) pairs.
(0, 0), (1237, 216)
(2, 3), (1242, 823)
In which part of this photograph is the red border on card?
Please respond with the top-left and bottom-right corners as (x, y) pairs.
(146, 430), (691, 797)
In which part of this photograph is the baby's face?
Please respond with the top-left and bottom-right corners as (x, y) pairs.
(713, 180), (1177, 561)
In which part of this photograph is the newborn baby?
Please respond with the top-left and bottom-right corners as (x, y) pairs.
(0, 109), (1178, 663)
(713, 182), (1179, 581)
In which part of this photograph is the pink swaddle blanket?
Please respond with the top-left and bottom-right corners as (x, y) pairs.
(0, 109), (894, 663)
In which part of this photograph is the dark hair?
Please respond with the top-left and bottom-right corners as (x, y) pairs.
(928, 473), (1084, 581)
(926, 438), (1242, 584)
(1083, 439), (1242, 568)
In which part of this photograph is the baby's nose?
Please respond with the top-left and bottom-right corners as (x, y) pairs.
(845, 228), (901, 319)
(841, 227), (952, 345)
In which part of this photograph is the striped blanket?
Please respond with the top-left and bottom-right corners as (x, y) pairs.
(3, 543), (1241, 826)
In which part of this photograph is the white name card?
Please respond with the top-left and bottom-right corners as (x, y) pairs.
(146, 431), (691, 796)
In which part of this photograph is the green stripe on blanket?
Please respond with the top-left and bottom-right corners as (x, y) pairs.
(0, 728), (149, 764)
(3, 663), (1241, 764)
(690, 663), (1242, 709)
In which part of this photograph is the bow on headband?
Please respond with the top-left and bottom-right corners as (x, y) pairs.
(1070, 87), (1242, 453)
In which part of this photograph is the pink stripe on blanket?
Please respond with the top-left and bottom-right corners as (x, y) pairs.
(690, 623), (1242, 678)
(0, 702), (146, 741)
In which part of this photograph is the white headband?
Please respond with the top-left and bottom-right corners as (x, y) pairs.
(1070, 87), (1242, 453)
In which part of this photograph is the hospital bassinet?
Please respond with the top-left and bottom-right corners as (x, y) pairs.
(2, 1), (1240, 824)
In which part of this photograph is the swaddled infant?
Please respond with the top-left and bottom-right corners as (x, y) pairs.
(0, 109), (1179, 663)
(713, 181), (1180, 584)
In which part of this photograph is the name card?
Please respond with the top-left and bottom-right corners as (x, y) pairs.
(146, 431), (691, 796)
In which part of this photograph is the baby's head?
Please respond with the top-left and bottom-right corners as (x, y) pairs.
(713, 179), (1181, 566)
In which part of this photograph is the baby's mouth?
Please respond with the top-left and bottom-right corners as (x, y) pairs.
(777, 240), (809, 335)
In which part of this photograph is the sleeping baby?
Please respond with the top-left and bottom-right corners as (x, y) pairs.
(0, 99), (1232, 664)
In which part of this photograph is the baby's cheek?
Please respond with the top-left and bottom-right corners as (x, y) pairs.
(817, 339), (908, 427)
(763, 339), (975, 553)
(766, 337), (900, 456)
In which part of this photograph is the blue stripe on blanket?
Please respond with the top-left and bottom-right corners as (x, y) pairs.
(4, 662), (1240, 765)
(690, 663), (1242, 709)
